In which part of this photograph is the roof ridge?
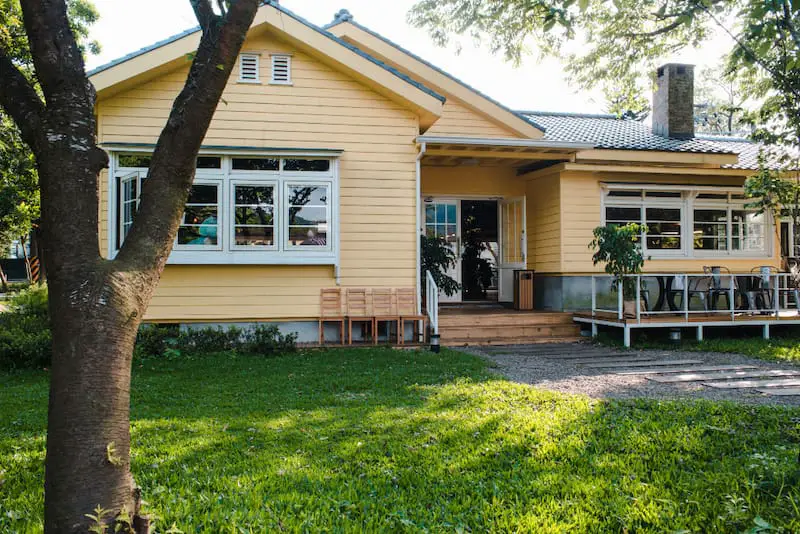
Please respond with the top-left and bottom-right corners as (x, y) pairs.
(324, 12), (547, 133)
(519, 110), (619, 119)
(696, 134), (754, 143)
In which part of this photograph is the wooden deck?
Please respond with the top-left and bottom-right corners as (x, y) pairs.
(574, 310), (800, 347)
(440, 305), (581, 346)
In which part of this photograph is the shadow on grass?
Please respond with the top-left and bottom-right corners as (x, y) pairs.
(2, 347), (799, 532)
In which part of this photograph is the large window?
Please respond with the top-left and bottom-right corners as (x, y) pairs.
(113, 153), (337, 264)
(603, 186), (770, 258)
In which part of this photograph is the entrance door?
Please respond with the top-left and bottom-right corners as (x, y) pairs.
(498, 197), (526, 302)
(424, 199), (461, 302)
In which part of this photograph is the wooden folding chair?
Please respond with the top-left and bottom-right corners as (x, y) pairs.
(397, 288), (428, 345)
(372, 288), (400, 345)
(318, 288), (345, 345)
(346, 288), (373, 344)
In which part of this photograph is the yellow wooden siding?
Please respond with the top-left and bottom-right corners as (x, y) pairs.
(525, 174), (561, 272)
(97, 33), (419, 322)
(425, 99), (521, 138)
(421, 165), (525, 197)
(558, 171), (780, 274)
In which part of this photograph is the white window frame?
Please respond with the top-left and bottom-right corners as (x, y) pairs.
(238, 53), (261, 84)
(107, 150), (340, 267)
(602, 189), (686, 258)
(283, 180), (333, 252)
(269, 54), (292, 85)
(601, 184), (772, 259)
(173, 178), (224, 252)
(229, 179), (279, 252)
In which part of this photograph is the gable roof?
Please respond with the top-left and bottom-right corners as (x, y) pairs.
(88, 1), (444, 128)
(325, 10), (545, 139)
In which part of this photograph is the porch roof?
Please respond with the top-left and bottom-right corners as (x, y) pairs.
(416, 135), (592, 168)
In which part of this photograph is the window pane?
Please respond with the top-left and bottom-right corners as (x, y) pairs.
(288, 185), (327, 205)
(732, 210), (765, 251)
(425, 205), (435, 223)
(645, 207), (681, 250)
(178, 184), (218, 246)
(196, 156), (222, 169)
(606, 206), (640, 224)
(118, 154), (151, 168)
(607, 190), (641, 197)
(646, 191), (681, 198)
(697, 193), (727, 200)
(283, 159), (330, 172)
(232, 157), (279, 171)
(234, 185), (274, 247)
(694, 209), (727, 250)
(287, 184), (328, 247)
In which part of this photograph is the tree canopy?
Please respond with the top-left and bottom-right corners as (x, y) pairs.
(409, 0), (800, 159)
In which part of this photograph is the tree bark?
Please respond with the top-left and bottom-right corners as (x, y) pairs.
(0, 262), (8, 292)
(0, 0), (260, 531)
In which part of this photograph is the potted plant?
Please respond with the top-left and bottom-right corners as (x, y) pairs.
(589, 223), (648, 317)
(420, 234), (460, 299)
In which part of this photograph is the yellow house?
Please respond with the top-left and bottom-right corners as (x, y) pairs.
(89, 2), (782, 344)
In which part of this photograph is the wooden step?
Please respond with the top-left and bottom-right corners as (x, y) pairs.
(649, 369), (800, 383)
(584, 359), (704, 369)
(615, 364), (759, 375)
(443, 336), (584, 347)
(438, 314), (575, 327)
(704, 378), (800, 389)
(440, 324), (581, 341)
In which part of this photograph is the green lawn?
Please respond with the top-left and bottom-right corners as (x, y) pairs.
(2, 348), (800, 533)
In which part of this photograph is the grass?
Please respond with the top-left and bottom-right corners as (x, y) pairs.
(2, 348), (800, 532)
(597, 327), (800, 364)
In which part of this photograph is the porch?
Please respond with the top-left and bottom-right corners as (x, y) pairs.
(576, 271), (800, 346)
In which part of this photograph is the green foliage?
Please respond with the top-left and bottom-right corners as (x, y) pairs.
(420, 234), (460, 297)
(0, 285), (50, 369)
(590, 223), (646, 298)
(134, 324), (297, 360)
(745, 158), (800, 255)
(1, 349), (799, 531)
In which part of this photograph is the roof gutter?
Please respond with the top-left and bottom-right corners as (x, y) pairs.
(415, 136), (594, 150)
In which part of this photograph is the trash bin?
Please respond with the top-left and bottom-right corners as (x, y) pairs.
(513, 270), (535, 310)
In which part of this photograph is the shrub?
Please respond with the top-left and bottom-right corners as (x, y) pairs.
(134, 323), (297, 360)
(0, 285), (51, 370)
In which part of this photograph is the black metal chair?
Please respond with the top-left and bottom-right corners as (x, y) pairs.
(704, 266), (733, 311)
(778, 258), (800, 313)
(747, 266), (776, 312)
(666, 274), (709, 312)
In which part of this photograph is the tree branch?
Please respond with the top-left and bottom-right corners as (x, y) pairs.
(0, 46), (46, 151)
(190, 0), (220, 31)
(116, 0), (260, 272)
(19, 0), (89, 106)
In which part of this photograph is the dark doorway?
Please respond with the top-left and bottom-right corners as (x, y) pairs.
(460, 200), (499, 301)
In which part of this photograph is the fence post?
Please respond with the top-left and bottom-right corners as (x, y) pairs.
(617, 278), (623, 320)
(591, 275), (596, 317)
(730, 274), (735, 321)
(635, 274), (641, 323)
(774, 273), (780, 318)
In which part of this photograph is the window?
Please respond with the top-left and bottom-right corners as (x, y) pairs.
(177, 183), (221, 249)
(603, 189), (683, 254)
(603, 186), (771, 258)
(270, 54), (291, 85)
(117, 171), (145, 248)
(233, 183), (275, 248)
(286, 184), (329, 248)
(112, 154), (337, 264)
(238, 53), (260, 83)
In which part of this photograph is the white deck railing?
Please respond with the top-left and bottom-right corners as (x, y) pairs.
(425, 270), (439, 336)
(590, 272), (800, 323)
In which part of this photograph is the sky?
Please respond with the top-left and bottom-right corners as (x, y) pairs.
(85, 0), (734, 114)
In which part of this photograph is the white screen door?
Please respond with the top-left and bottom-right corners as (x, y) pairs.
(424, 199), (461, 302)
(498, 197), (526, 302)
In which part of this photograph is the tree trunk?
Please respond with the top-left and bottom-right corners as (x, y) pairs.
(0, 262), (8, 292)
(44, 269), (146, 532)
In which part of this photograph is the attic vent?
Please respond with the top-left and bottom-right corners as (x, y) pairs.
(238, 53), (260, 83)
(270, 54), (292, 85)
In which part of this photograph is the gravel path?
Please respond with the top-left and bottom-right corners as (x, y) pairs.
(458, 343), (800, 406)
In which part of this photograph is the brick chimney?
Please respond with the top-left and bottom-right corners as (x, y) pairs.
(652, 63), (694, 139)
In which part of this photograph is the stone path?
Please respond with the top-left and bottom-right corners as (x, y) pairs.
(465, 343), (800, 405)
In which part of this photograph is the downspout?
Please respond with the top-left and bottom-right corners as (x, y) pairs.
(416, 142), (426, 314)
